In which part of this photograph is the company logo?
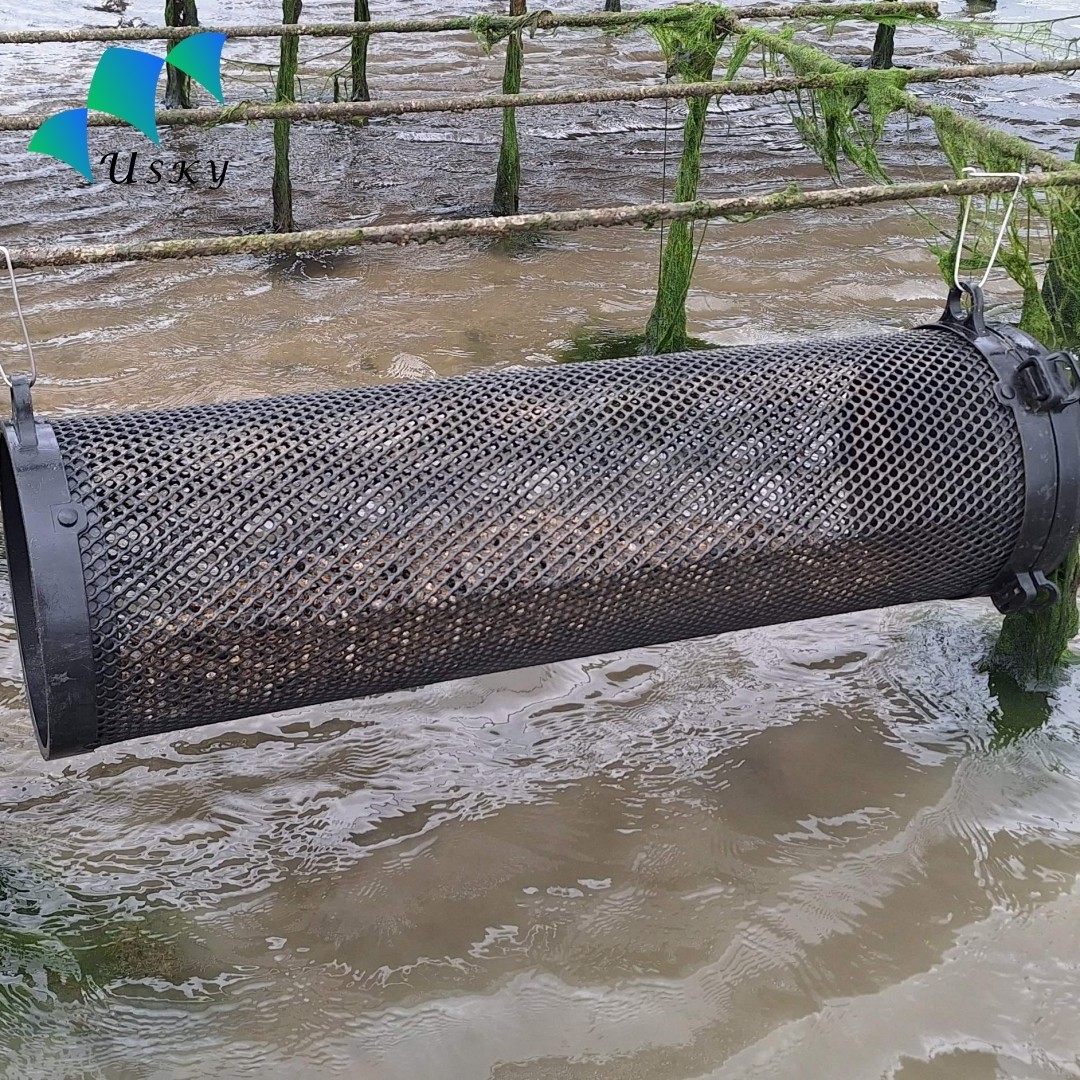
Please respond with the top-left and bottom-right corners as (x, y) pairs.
(28, 32), (227, 182)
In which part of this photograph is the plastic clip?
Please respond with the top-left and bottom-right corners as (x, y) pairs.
(1015, 350), (1080, 413)
(9, 373), (37, 450)
(937, 282), (988, 340)
(991, 570), (1061, 615)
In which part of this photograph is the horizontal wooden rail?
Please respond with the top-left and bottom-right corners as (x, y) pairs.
(0, 4), (939, 45)
(8, 172), (1080, 269)
(2, 56), (1078, 134)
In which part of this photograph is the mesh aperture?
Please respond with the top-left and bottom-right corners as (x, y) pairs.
(50, 331), (1025, 745)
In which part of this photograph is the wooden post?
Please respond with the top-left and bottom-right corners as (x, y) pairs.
(164, 0), (199, 108)
(870, 23), (895, 69)
(273, 0), (302, 233)
(351, 0), (371, 101)
(604, 0), (622, 11)
(492, 0), (525, 216)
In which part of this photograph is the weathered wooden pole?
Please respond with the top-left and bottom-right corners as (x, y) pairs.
(164, 0), (199, 108)
(604, 0), (622, 12)
(870, 22), (895, 69)
(0, 6), (944, 44)
(643, 27), (721, 354)
(273, 0), (302, 233)
(492, 0), (525, 216)
(351, 0), (371, 101)
(9, 175), (1080, 268)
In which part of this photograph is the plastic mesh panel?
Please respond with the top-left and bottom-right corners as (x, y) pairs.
(50, 330), (1025, 745)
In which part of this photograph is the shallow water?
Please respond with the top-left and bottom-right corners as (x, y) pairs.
(1, 0), (1080, 1077)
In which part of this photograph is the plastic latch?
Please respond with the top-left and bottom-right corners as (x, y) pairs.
(991, 570), (1061, 615)
(9, 373), (37, 450)
(1016, 351), (1080, 413)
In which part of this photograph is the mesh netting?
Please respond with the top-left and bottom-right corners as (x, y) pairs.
(49, 330), (1025, 745)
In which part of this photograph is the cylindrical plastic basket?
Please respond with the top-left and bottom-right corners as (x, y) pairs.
(3, 290), (1079, 757)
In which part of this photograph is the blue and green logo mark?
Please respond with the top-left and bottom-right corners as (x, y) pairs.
(29, 32), (226, 181)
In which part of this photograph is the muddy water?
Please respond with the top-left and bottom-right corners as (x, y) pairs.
(1, 0), (1080, 1077)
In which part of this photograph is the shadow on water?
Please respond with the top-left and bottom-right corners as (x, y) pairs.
(556, 328), (717, 363)
(0, 855), (211, 1006)
(986, 670), (1054, 749)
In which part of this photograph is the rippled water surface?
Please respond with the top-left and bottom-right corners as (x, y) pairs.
(2, 0), (1080, 1076)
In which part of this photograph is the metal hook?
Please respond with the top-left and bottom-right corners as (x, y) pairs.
(0, 245), (38, 390)
(953, 167), (1026, 292)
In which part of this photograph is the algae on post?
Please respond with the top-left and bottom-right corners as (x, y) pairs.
(643, 9), (724, 354)
(988, 144), (1080, 686)
(1041, 142), (1080, 350)
(493, 0), (527, 216)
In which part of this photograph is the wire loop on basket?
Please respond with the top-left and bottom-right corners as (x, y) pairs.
(953, 167), (1026, 292)
(0, 245), (38, 389)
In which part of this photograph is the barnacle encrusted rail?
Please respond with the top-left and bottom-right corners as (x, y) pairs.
(3, 56), (1079, 132)
(7, 174), (1080, 268)
(0, 3), (940, 44)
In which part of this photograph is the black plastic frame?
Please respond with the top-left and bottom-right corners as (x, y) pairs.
(0, 376), (97, 758)
(919, 284), (1080, 614)
(2, 303), (1079, 759)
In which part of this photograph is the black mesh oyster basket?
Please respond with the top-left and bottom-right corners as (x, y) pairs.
(3, 287), (1079, 757)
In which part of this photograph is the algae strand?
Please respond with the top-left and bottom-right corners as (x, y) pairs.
(989, 142), (1080, 686)
(493, 0), (526, 216)
(643, 12), (724, 353)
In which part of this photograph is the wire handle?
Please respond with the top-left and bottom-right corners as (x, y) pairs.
(0, 245), (38, 389)
(953, 167), (1026, 292)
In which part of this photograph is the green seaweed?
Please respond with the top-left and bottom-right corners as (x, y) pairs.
(0, 859), (195, 1000)
(930, 15), (1080, 58)
(1042, 142), (1080, 349)
(77, 926), (193, 987)
(642, 11), (724, 354)
(736, 27), (911, 181)
(493, 2), (526, 216)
